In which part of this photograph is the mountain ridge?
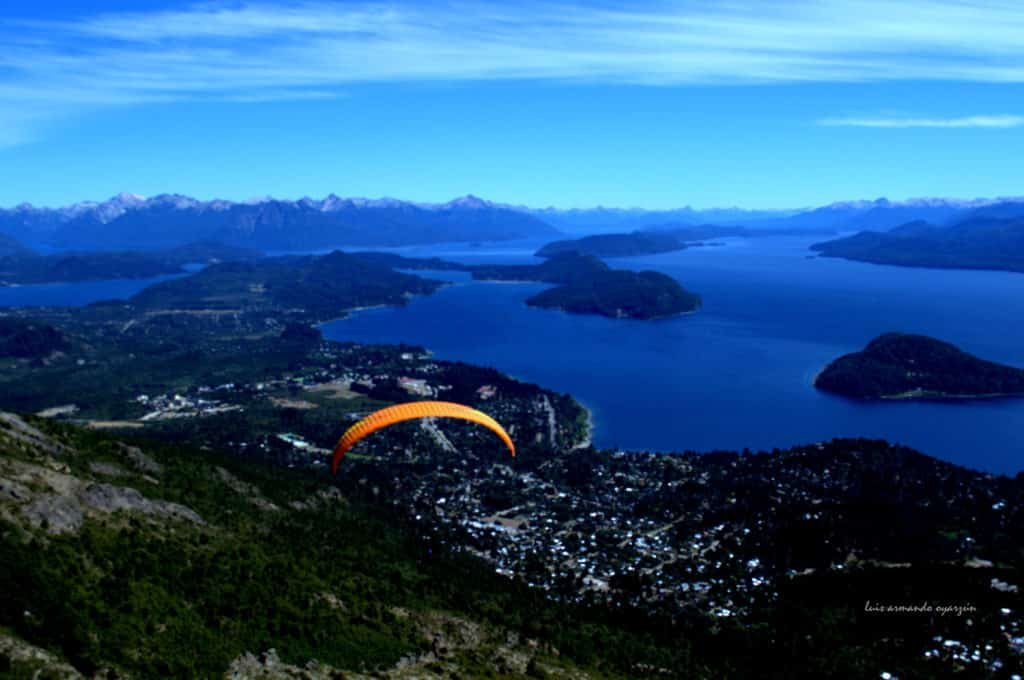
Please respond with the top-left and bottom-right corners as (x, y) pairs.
(0, 193), (559, 251)
(8, 191), (1024, 249)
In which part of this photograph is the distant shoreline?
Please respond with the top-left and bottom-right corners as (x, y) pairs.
(528, 301), (700, 321)
(813, 367), (1024, 402)
(879, 390), (1024, 402)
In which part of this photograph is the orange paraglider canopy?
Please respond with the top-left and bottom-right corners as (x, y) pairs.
(332, 400), (515, 473)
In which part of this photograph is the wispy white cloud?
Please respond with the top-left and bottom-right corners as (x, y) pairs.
(4, 1), (1024, 146)
(0, 117), (39, 149)
(818, 114), (1024, 128)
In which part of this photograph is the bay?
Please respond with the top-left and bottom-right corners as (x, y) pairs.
(322, 236), (1024, 474)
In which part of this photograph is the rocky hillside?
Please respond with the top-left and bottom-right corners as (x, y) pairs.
(0, 412), (683, 678)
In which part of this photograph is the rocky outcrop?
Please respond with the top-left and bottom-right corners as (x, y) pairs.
(116, 442), (164, 476)
(216, 466), (280, 512)
(0, 633), (85, 679)
(1, 458), (202, 534)
(0, 412), (76, 458)
(226, 649), (340, 679)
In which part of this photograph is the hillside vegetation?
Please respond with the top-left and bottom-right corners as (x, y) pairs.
(0, 413), (710, 678)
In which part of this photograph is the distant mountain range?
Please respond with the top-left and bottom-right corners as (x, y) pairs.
(0, 193), (558, 251)
(747, 197), (1024, 233)
(5, 192), (1024, 251)
(525, 197), (1024, 234)
(0, 232), (32, 258)
(523, 206), (796, 233)
(520, 196), (1024, 233)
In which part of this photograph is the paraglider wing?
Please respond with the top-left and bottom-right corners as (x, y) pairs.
(332, 400), (515, 473)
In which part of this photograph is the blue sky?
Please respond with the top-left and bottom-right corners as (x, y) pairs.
(2, 1), (1023, 209)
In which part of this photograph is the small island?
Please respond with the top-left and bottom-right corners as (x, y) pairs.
(471, 253), (701, 319)
(814, 332), (1024, 399)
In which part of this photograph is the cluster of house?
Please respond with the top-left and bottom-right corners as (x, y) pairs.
(135, 391), (243, 421)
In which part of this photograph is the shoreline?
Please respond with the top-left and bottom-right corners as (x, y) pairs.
(813, 251), (1024, 276)
(315, 280), (457, 328)
(527, 300), (701, 321)
(880, 389), (1024, 402)
(815, 381), (1024, 402)
(570, 402), (596, 451)
(810, 361), (1024, 402)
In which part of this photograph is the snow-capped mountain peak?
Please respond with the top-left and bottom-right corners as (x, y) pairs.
(442, 194), (492, 210)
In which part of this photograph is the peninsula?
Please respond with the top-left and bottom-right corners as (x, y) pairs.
(810, 217), (1024, 273)
(471, 253), (701, 319)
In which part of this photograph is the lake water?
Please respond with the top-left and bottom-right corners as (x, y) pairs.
(0, 273), (189, 307)
(322, 237), (1024, 474)
(1, 239), (1020, 474)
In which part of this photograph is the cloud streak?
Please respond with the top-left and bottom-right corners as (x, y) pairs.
(819, 115), (1024, 128)
(4, 1), (1024, 145)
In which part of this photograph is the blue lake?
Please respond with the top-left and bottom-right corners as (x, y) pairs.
(0, 273), (188, 307)
(323, 236), (1024, 474)
(1, 239), (1020, 474)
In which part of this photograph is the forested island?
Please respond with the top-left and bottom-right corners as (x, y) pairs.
(811, 217), (1024, 273)
(471, 253), (701, 319)
(815, 332), (1024, 399)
